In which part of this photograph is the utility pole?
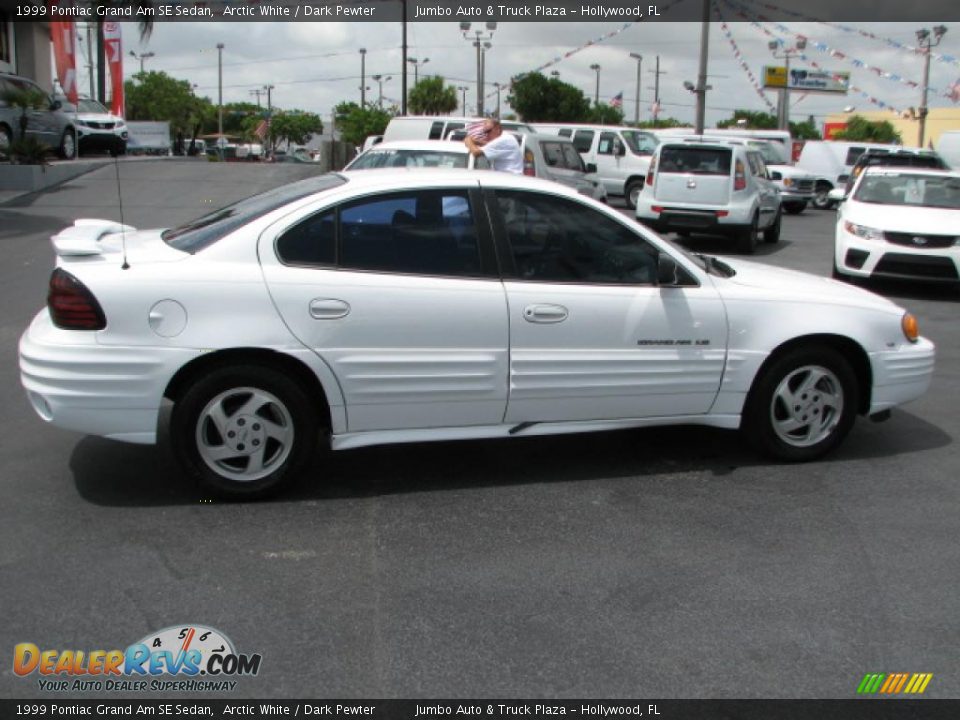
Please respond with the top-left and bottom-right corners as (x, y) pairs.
(401, 1), (408, 115)
(216, 43), (224, 161)
(917, 25), (948, 148)
(629, 53), (642, 124)
(458, 86), (468, 116)
(650, 56), (666, 126)
(264, 84), (274, 158)
(769, 38), (806, 131)
(461, 22), (496, 116)
(493, 82), (501, 116)
(694, 0), (710, 134)
(250, 88), (263, 108)
(359, 48), (367, 108)
(590, 63), (601, 106)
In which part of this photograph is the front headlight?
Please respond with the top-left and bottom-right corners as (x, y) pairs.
(782, 177), (794, 187)
(902, 312), (920, 343)
(843, 221), (884, 241)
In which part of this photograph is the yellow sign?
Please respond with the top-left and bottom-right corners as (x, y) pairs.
(763, 66), (787, 88)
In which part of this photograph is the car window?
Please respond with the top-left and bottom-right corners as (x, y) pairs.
(560, 143), (585, 171)
(854, 173), (960, 208)
(340, 190), (482, 277)
(597, 132), (618, 156)
(621, 130), (659, 156)
(746, 152), (767, 177)
(541, 142), (564, 168)
(276, 210), (335, 266)
(572, 130), (594, 153)
(658, 147), (732, 175)
(428, 121), (444, 140)
(443, 123), (465, 138)
(558, 128), (573, 138)
(496, 190), (660, 284)
(349, 149), (470, 170)
(845, 146), (872, 165)
(162, 174), (347, 253)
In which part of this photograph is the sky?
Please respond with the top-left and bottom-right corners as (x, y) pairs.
(100, 18), (960, 130)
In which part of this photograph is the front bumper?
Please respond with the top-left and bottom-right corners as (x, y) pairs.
(76, 128), (127, 153)
(868, 338), (936, 414)
(835, 229), (960, 283)
(19, 310), (196, 445)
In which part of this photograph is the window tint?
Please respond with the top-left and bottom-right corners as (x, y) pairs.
(276, 210), (335, 266)
(428, 121), (444, 140)
(558, 128), (572, 138)
(621, 130), (659, 156)
(541, 142), (564, 168)
(844, 146), (870, 165)
(496, 190), (659, 284)
(560, 144), (585, 171)
(163, 174), (347, 254)
(658, 147), (731, 175)
(340, 190), (481, 277)
(572, 130), (594, 153)
(349, 149), (470, 169)
(442, 123), (465, 138)
(597, 132), (618, 156)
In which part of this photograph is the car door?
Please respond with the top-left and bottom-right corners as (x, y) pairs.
(259, 183), (510, 433)
(593, 130), (629, 196)
(13, 78), (57, 147)
(489, 188), (728, 423)
(747, 151), (779, 224)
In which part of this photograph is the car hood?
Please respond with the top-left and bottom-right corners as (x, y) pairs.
(845, 201), (960, 234)
(714, 257), (900, 313)
(768, 164), (814, 180)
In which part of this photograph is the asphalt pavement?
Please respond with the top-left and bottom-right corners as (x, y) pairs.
(0, 160), (957, 699)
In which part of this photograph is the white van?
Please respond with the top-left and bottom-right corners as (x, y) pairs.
(532, 123), (659, 208)
(795, 140), (900, 208)
(383, 116), (534, 143)
(936, 130), (960, 170)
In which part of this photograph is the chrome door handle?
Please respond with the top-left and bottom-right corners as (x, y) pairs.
(309, 298), (350, 319)
(523, 304), (568, 324)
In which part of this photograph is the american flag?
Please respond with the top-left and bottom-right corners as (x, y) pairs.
(254, 119), (269, 140)
(610, 92), (623, 108)
(466, 121), (488, 142)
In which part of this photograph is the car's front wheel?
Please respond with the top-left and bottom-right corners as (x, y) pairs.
(59, 129), (77, 160)
(813, 183), (835, 210)
(171, 365), (320, 499)
(744, 346), (858, 462)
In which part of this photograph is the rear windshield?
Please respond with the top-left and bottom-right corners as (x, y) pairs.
(659, 147), (732, 175)
(162, 174), (347, 253)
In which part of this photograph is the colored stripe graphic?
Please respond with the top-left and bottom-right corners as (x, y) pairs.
(857, 673), (932, 694)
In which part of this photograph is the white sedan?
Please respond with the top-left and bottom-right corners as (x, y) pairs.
(345, 140), (485, 170)
(834, 167), (960, 283)
(20, 170), (934, 498)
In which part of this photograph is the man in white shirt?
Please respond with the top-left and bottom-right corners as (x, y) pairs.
(464, 118), (524, 175)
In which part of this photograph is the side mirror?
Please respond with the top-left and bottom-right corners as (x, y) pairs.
(657, 252), (679, 286)
(585, 162), (597, 174)
(51, 99), (62, 110)
(769, 170), (783, 181)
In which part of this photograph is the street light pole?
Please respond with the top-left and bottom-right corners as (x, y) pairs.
(216, 43), (224, 161)
(629, 53), (642, 124)
(917, 25), (948, 148)
(461, 22), (496, 116)
(590, 63), (601, 106)
(407, 56), (429, 86)
(694, 0), (710, 134)
(458, 86), (468, 116)
(372, 75), (391, 109)
(359, 48), (367, 107)
(129, 50), (155, 74)
(493, 82), (501, 116)
(263, 84), (274, 158)
(769, 37), (807, 131)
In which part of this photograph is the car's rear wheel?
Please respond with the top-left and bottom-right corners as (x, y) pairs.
(625, 179), (644, 210)
(763, 209), (782, 243)
(0, 125), (12, 159)
(744, 346), (858, 462)
(736, 214), (759, 254)
(59, 129), (76, 160)
(813, 183), (835, 210)
(171, 365), (319, 499)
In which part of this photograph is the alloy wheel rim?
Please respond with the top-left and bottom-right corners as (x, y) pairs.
(195, 386), (294, 482)
(770, 365), (844, 448)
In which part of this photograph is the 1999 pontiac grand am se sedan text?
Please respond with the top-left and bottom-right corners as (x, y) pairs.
(19, 170), (935, 498)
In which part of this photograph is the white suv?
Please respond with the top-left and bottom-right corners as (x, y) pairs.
(636, 137), (782, 253)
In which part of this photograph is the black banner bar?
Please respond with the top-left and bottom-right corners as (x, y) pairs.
(3, 700), (960, 720)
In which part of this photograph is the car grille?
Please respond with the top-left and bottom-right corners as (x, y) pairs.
(884, 232), (957, 249)
(874, 253), (959, 280)
(86, 121), (116, 129)
(794, 179), (814, 193)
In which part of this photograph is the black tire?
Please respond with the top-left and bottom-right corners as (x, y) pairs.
(171, 364), (320, 500)
(812, 183), (835, 210)
(735, 214), (759, 254)
(743, 345), (858, 462)
(58, 129), (77, 160)
(0, 125), (11, 159)
(783, 201), (806, 215)
(624, 179), (644, 210)
(763, 209), (782, 244)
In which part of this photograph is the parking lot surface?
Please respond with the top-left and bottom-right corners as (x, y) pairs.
(1, 161), (957, 698)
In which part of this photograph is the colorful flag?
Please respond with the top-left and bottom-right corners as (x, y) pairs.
(51, 21), (78, 104)
(103, 22), (124, 117)
(610, 92), (623, 108)
(948, 78), (960, 103)
(254, 119), (269, 140)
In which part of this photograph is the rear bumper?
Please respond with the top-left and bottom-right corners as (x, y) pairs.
(19, 310), (195, 445)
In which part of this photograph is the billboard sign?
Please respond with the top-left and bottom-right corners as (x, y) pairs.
(763, 66), (850, 94)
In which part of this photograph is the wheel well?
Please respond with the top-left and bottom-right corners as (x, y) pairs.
(748, 334), (872, 415)
(626, 175), (645, 187)
(163, 348), (332, 428)
(815, 180), (833, 190)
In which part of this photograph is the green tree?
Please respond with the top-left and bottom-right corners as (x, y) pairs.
(221, 102), (263, 136)
(790, 119), (821, 140)
(588, 104), (625, 125)
(0, 86), (49, 141)
(269, 110), (324, 150)
(407, 76), (458, 115)
(125, 71), (210, 131)
(334, 102), (392, 147)
(716, 109), (779, 129)
(635, 117), (685, 129)
(833, 115), (901, 143)
(507, 73), (591, 122)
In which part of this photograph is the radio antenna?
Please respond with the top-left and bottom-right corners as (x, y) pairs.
(113, 155), (130, 270)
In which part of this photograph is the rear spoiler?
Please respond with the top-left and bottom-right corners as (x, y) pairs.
(51, 219), (136, 257)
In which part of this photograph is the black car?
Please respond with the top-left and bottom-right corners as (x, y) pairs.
(843, 149), (947, 196)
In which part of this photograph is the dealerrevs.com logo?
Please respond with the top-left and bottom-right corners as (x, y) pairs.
(13, 625), (261, 692)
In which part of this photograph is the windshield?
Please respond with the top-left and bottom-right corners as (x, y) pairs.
(853, 173), (960, 208)
(77, 99), (109, 114)
(162, 174), (348, 253)
(621, 130), (659, 156)
(348, 149), (469, 170)
(750, 141), (788, 165)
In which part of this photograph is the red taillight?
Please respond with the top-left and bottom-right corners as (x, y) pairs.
(716, 210), (729, 217)
(48, 268), (106, 330)
(734, 160), (746, 191)
(651, 206), (663, 214)
(646, 156), (657, 186)
(523, 149), (536, 177)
